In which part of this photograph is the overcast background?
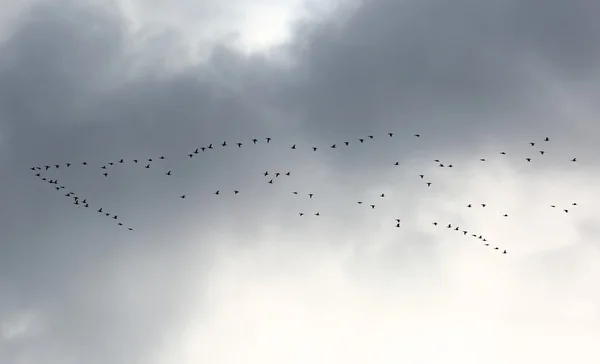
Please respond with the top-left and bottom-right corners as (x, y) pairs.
(1, 0), (600, 363)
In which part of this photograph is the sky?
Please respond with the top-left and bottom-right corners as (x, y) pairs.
(1, 0), (600, 363)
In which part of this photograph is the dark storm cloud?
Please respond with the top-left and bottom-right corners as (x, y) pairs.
(275, 0), (600, 147)
(1, 0), (599, 363)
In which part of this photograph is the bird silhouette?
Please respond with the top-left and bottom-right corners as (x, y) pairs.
(370, 205), (375, 209)
(166, 171), (172, 175)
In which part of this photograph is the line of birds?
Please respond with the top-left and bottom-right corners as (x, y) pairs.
(32, 174), (134, 230)
(30, 133), (581, 254)
(29, 133), (579, 179)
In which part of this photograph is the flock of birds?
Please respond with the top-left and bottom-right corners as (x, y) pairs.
(31, 133), (581, 254)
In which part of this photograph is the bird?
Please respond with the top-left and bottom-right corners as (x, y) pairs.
(481, 204), (486, 207)
(551, 205), (556, 208)
(208, 144), (213, 149)
(544, 137), (549, 141)
(331, 144), (336, 148)
(291, 144), (296, 149)
(572, 202), (578, 206)
(292, 192), (298, 195)
(480, 158), (486, 162)
(237, 143), (242, 148)
(215, 190), (220, 195)
(433, 222), (438, 226)
(264, 171), (269, 176)
(194, 148), (199, 154)
(503, 214), (508, 217)
(462, 231), (467, 235)
(571, 158), (577, 162)
(315, 212), (320, 216)
(467, 204), (472, 208)
(101, 165), (107, 169)
(539, 151), (545, 155)
(426, 182), (432, 186)
(370, 205), (375, 209)
(82, 162), (87, 165)
(266, 137), (271, 143)
(222, 141), (227, 147)
(166, 171), (172, 175)
(503, 250), (507, 254)
(419, 174), (424, 178)
(159, 156), (165, 159)
(188, 154), (193, 158)
(368, 135), (374, 139)
(103, 173), (108, 177)
(358, 138), (364, 143)
(388, 133), (394, 137)
(526, 158), (531, 162)
(128, 228), (133, 231)
(275, 172), (280, 177)
(97, 208), (103, 213)
(285, 172), (291, 176)
(380, 193), (385, 197)
(344, 141), (349, 146)
(299, 213), (304, 216)
(448, 164), (453, 167)
(119, 159), (124, 163)
(414, 134), (420, 137)
(252, 139), (258, 144)
(112, 215), (118, 220)
(500, 151), (506, 155)
(180, 195), (186, 199)
(312, 147), (318, 151)
(268, 179), (273, 184)
(145, 164), (150, 168)
(564, 209), (569, 213)
(308, 193), (314, 198)
(447, 224), (452, 228)
(530, 142), (535, 146)
(133, 159), (138, 163)
(395, 223), (401, 228)
(394, 162), (400, 166)
(357, 201), (362, 204)
(234, 190), (239, 194)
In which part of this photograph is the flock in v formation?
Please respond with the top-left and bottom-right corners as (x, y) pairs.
(31, 133), (581, 255)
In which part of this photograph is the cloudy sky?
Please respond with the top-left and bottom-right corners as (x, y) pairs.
(1, 0), (600, 363)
